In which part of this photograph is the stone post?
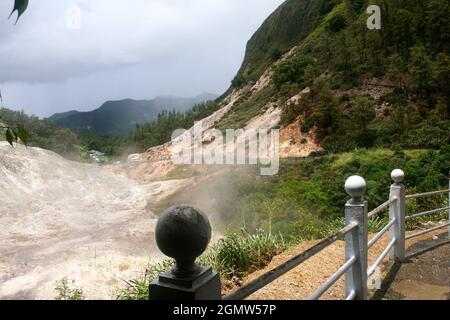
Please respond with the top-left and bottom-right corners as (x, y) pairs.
(149, 205), (221, 300)
(389, 169), (406, 262)
(344, 175), (368, 300)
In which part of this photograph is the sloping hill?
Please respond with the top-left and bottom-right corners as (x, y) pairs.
(236, 0), (325, 81)
(133, 0), (449, 164)
(48, 93), (217, 136)
(0, 142), (196, 299)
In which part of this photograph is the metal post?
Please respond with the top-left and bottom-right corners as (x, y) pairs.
(344, 175), (368, 300)
(389, 169), (406, 262)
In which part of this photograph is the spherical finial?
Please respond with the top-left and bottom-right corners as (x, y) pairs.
(391, 169), (405, 184)
(155, 205), (212, 276)
(345, 175), (367, 202)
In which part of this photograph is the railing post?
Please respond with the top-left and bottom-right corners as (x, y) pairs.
(149, 205), (222, 300)
(344, 175), (368, 300)
(389, 169), (406, 262)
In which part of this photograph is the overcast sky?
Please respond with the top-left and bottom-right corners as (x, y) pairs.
(0, 0), (284, 117)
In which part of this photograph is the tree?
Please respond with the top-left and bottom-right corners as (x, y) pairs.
(433, 53), (450, 115)
(309, 80), (339, 138)
(272, 55), (313, 89)
(387, 53), (408, 94)
(345, 96), (377, 148)
(409, 46), (433, 95)
(2, 1), (30, 146)
(0, 117), (30, 147)
(328, 14), (348, 33)
(9, 0), (28, 24)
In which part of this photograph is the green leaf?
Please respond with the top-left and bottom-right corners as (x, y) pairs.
(15, 127), (30, 146)
(5, 128), (16, 147)
(9, 0), (29, 24)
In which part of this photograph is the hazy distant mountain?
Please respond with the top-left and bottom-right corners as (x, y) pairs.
(48, 93), (217, 136)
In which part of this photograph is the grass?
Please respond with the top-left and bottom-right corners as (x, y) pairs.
(116, 146), (449, 299)
(115, 230), (287, 300)
(115, 260), (175, 301)
(115, 217), (392, 300)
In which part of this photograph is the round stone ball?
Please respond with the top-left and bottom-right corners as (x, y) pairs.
(155, 205), (212, 264)
(391, 169), (405, 184)
(345, 175), (367, 200)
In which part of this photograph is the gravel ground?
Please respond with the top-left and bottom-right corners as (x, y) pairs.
(381, 232), (449, 300)
(237, 229), (449, 300)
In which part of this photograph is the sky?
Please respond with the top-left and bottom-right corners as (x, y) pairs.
(0, 0), (284, 117)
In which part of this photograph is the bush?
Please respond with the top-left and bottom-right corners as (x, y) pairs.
(115, 260), (174, 300)
(270, 47), (283, 61)
(203, 230), (286, 279)
(231, 73), (246, 88)
(327, 14), (347, 32)
(116, 230), (286, 300)
(273, 55), (313, 89)
(54, 277), (85, 300)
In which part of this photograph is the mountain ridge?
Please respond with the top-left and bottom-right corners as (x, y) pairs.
(48, 93), (217, 136)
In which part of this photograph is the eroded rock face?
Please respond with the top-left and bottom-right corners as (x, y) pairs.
(114, 73), (323, 184)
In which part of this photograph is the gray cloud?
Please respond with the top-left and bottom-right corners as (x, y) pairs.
(0, 0), (284, 117)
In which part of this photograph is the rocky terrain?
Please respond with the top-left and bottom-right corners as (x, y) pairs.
(0, 142), (193, 299)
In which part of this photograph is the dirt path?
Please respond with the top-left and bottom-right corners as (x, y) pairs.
(238, 230), (449, 300)
(380, 232), (450, 300)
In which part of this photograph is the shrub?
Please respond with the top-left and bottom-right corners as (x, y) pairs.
(115, 260), (174, 301)
(272, 55), (314, 89)
(231, 73), (246, 88)
(203, 230), (286, 279)
(54, 277), (85, 300)
(271, 47), (283, 61)
(328, 14), (347, 33)
(116, 230), (286, 300)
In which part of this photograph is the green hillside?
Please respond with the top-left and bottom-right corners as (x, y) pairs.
(221, 0), (449, 153)
(235, 0), (326, 83)
(0, 108), (79, 156)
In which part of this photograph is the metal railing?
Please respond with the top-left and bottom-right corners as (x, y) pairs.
(222, 169), (450, 300)
(150, 169), (450, 300)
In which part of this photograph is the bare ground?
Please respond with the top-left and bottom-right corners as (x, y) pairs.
(379, 232), (450, 300)
(0, 143), (194, 299)
(235, 229), (449, 300)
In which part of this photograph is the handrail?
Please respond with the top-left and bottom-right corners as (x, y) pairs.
(149, 169), (449, 301)
(405, 223), (450, 240)
(406, 189), (450, 200)
(367, 238), (396, 278)
(223, 222), (358, 300)
(368, 218), (396, 249)
(368, 197), (397, 219)
(345, 290), (356, 300)
(405, 206), (450, 222)
(307, 256), (356, 300)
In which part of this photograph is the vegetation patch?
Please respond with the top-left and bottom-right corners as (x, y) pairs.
(115, 230), (287, 300)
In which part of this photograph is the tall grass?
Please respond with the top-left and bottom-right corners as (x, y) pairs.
(199, 229), (287, 280)
(115, 230), (286, 300)
(115, 207), (441, 300)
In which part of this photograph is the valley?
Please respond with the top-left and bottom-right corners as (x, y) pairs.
(1, 0), (449, 301)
